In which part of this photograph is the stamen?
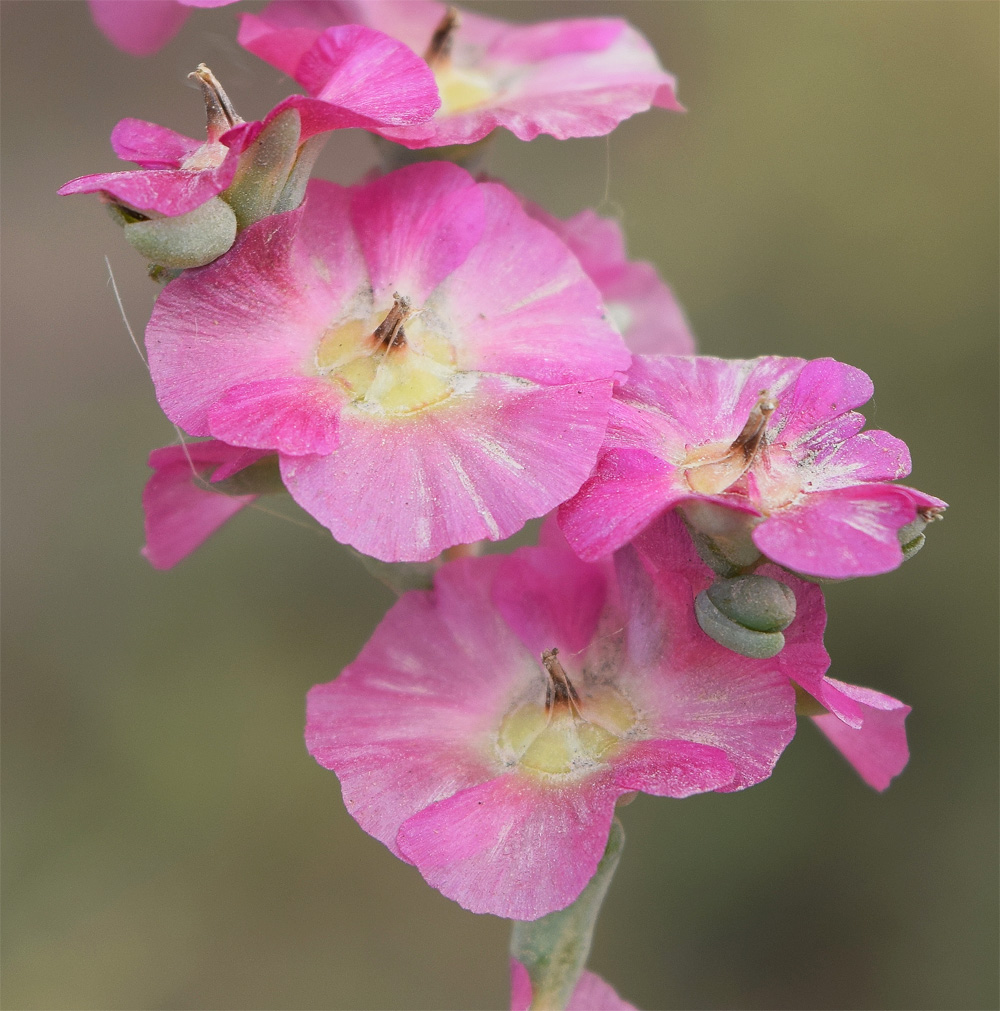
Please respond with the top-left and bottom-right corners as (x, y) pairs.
(919, 506), (945, 523)
(425, 7), (461, 68)
(541, 648), (581, 714)
(188, 64), (243, 143)
(371, 292), (413, 350)
(731, 390), (777, 463)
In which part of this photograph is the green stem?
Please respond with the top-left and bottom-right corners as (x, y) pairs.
(510, 818), (625, 1011)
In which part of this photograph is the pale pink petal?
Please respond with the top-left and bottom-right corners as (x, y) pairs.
(492, 544), (609, 657)
(812, 677), (910, 791)
(567, 970), (637, 1011)
(207, 377), (341, 456)
(306, 556), (534, 853)
(88, 0), (190, 56)
(349, 162), (484, 303)
(141, 441), (264, 569)
(754, 484), (918, 578)
(510, 961), (637, 1011)
(281, 376), (616, 562)
(110, 118), (202, 167)
(445, 185), (630, 385)
(396, 772), (620, 919)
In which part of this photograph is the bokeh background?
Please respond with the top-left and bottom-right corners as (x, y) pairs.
(2, 2), (997, 1009)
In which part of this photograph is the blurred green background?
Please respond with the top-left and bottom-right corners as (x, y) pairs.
(2, 2), (996, 1009)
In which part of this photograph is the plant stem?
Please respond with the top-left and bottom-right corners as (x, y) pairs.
(510, 818), (625, 1011)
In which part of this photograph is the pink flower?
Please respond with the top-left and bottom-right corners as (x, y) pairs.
(559, 355), (947, 578)
(524, 205), (695, 355)
(239, 0), (681, 148)
(304, 517), (828, 919)
(510, 959), (635, 1011)
(59, 35), (439, 220)
(88, 0), (238, 57)
(146, 162), (630, 563)
(142, 440), (272, 569)
(630, 516), (911, 791)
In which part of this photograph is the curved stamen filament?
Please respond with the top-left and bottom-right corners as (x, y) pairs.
(541, 648), (582, 717)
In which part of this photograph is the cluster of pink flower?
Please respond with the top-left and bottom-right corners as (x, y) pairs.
(67, 2), (946, 1007)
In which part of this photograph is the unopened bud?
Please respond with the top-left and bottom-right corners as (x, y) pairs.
(681, 501), (762, 576)
(695, 589), (785, 659)
(706, 574), (796, 633)
(117, 196), (237, 269)
(223, 108), (302, 231)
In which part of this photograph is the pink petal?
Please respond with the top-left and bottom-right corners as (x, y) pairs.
(812, 677), (910, 791)
(141, 441), (265, 569)
(57, 162), (236, 217)
(524, 207), (695, 355)
(613, 738), (736, 797)
(510, 961), (637, 1011)
(306, 556), (533, 855)
(207, 377), (341, 456)
(88, 0), (189, 56)
(396, 771), (621, 919)
(110, 118), (202, 167)
(754, 484), (918, 579)
(298, 25), (440, 125)
(446, 185), (630, 386)
(802, 428), (912, 489)
(281, 376), (616, 562)
(350, 162), (484, 304)
(147, 188), (362, 435)
(558, 448), (685, 562)
(774, 357), (874, 444)
(492, 544), (609, 657)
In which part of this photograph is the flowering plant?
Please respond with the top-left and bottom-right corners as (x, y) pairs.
(62, 2), (947, 1007)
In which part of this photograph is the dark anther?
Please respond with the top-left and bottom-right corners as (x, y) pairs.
(188, 64), (243, 142)
(371, 292), (413, 350)
(731, 390), (777, 462)
(425, 7), (461, 67)
(541, 648), (581, 712)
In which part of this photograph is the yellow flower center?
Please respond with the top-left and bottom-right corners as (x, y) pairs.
(497, 650), (638, 778)
(314, 293), (466, 417)
(424, 6), (496, 116)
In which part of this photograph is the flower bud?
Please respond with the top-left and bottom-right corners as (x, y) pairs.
(706, 574), (796, 633)
(681, 501), (762, 576)
(695, 588), (785, 659)
(115, 196), (237, 269)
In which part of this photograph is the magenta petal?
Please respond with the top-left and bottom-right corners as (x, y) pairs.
(614, 738), (736, 796)
(754, 484), (917, 578)
(142, 441), (263, 569)
(490, 18), (625, 62)
(813, 677), (910, 791)
(492, 545), (608, 657)
(297, 25), (440, 125)
(804, 428), (912, 488)
(88, 0), (189, 56)
(510, 960), (533, 1011)
(350, 163), (484, 303)
(282, 377), (616, 563)
(110, 118), (202, 167)
(396, 772), (620, 920)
